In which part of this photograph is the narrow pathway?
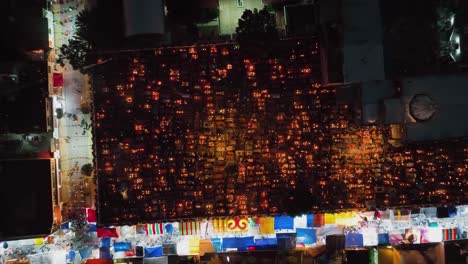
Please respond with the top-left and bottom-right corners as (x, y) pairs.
(51, 0), (95, 216)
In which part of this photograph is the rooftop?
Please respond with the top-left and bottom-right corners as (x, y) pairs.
(0, 0), (48, 52)
(402, 74), (468, 141)
(0, 61), (48, 134)
(0, 158), (53, 240)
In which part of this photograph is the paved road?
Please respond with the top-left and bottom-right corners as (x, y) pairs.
(52, 0), (95, 215)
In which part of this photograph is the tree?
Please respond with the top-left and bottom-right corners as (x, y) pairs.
(235, 7), (279, 46)
(199, 8), (219, 24)
(81, 163), (93, 177)
(57, 1), (123, 73)
(57, 9), (97, 73)
(56, 108), (64, 119)
(79, 101), (91, 114)
(166, 0), (219, 41)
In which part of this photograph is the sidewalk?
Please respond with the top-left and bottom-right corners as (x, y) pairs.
(51, 0), (95, 214)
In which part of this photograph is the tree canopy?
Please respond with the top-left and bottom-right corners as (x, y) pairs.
(57, 1), (123, 73)
(57, 9), (96, 73)
(166, 0), (218, 25)
(57, 1), (219, 69)
(235, 7), (279, 44)
(166, 0), (218, 41)
(81, 163), (93, 177)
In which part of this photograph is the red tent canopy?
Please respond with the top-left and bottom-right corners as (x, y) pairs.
(53, 72), (64, 87)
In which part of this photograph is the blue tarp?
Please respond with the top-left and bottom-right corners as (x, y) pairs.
(296, 228), (317, 245)
(222, 237), (255, 249)
(274, 216), (294, 230)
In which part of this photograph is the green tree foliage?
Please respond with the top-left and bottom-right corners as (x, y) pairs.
(57, 1), (123, 73)
(79, 101), (91, 114)
(235, 7), (279, 44)
(56, 108), (64, 119)
(81, 163), (93, 177)
(57, 9), (96, 73)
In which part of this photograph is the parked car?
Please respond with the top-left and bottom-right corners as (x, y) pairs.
(25, 135), (41, 142)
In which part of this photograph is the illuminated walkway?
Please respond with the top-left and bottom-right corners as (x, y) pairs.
(51, 0), (94, 216)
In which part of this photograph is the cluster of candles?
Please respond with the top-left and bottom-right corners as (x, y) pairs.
(93, 40), (467, 225)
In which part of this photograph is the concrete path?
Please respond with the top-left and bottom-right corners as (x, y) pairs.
(51, 0), (95, 214)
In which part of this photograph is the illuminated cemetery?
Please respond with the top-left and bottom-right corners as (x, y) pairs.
(93, 40), (467, 225)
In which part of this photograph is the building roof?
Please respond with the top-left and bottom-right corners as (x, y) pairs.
(0, 0), (48, 51)
(402, 74), (468, 141)
(0, 158), (53, 240)
(360, 80), (394, 104)
(342, 0), (385, 82)
(384, 98), (403, 124)
(0, 61), (48, 133)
